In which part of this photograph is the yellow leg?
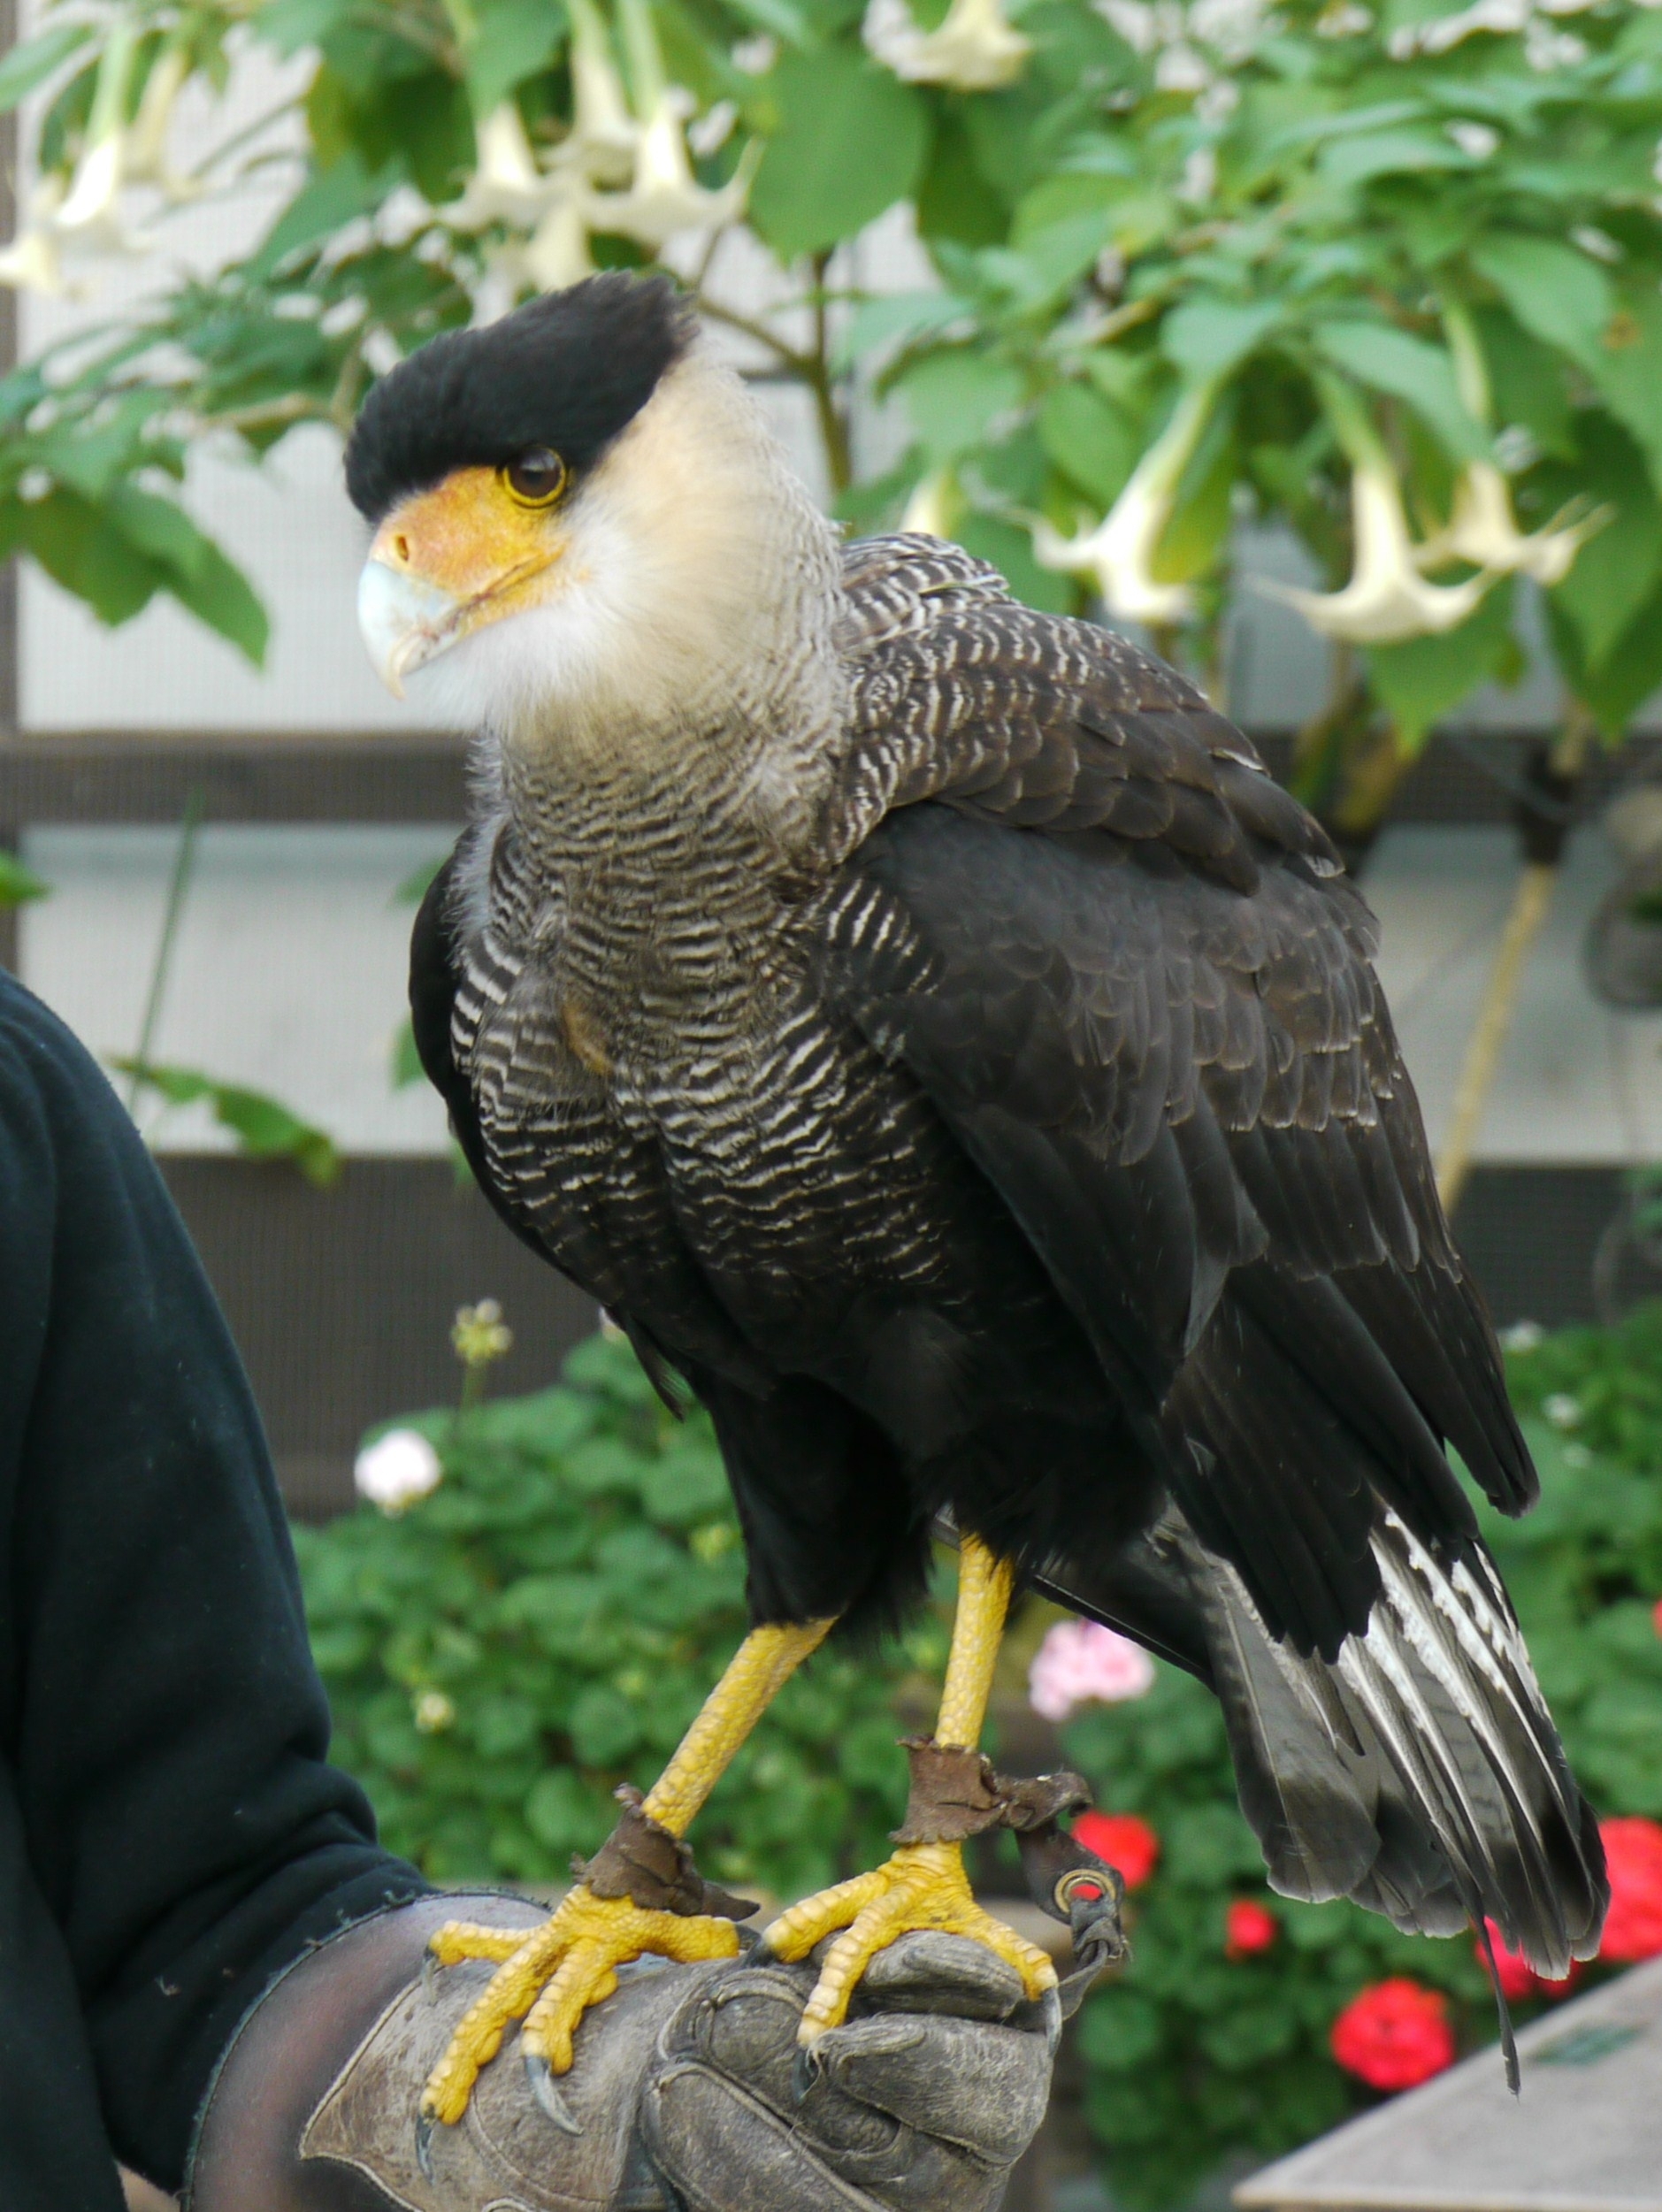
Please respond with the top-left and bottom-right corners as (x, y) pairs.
(420, 1616), (834, 2127)
(766, 1536), (1056, 2044)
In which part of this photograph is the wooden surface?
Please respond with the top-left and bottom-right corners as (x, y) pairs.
(1237, 1957), (1662, 2212)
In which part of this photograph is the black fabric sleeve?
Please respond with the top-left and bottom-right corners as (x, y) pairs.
(0, 976), (429, 2192)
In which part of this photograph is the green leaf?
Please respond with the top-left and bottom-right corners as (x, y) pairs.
(747, 45), (928, 261)
(258, 0), (358, 57)
(0, 22), (92, 114)
(0, 853), (49, 908)
(253, 153), (398, 277)
(465, 0), (567, 118)
(1364, 583), (1519, 751)
(1548, 584), (1662, 740)
(23, 489), (160, 626)
(1313, 321), (1486, 463)
(1318, 129), (1467, 189)
(1040, 380), (1138, 509)
(1474, 234), (1615, 376)
(113, 1060), (341, 1185)
(898, 351), (1023, 466)
(391, 1015), (426, 1090)
(1582, 288), (1662, 497)
(169, 539), (270, 666)
(1162, 299), (1282, 384)
(1543, 418), (1662, 673)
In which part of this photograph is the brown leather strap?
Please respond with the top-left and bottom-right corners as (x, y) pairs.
(576, 1787), (757, 1920)
(890, 1739), (1091, 1846)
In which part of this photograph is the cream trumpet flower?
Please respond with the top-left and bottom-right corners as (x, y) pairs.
(563, 0), (640, 187)
(1410, 302), (1603, 590)
(863, 0), (1031, 90)
(523, 194), (597, 291)
(450, 103), (562, 230)
(1033, 379), (1216, 625)
(901, 468), (964, 539)
(1413, 461), (1601, 589)
(53, 22), (143, 253)
(1265, 454), (1491, 644)
(579, 88), (749, 251)
(123, 42), (195, 199)
(0, 182), (66, 294)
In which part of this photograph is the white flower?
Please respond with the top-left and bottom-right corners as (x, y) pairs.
(1034, 379), (1218, 625)
(124, 42), (195, 199)
(1388, 0), (1526, 56)
(1449, 120), (1499, 160)
(901, 469), (963, 539)
(565, 0), (642, 188)
(521, 196), (596, 291)
(450, 103), (562, 230)
(414, 1689), (457, 1733)
(1543, 1393), (1583, 1431)
(580, 89), (748, 251)
(1030, 1619), (1156, 1721)
(865, 0), (1031, 92)
(1414, 462), (1601, 589)
(355, 1427), (444, 1512)
(1155, 39), (1211, 88)
(1501, 1320), (1544, 1353)
(0, 203), (65, 295)
(1262, 453), (1493, 644)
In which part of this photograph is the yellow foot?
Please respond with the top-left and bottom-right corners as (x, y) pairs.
(763, 1841), (1058, 2046)
(418, 1887), (742, 2128)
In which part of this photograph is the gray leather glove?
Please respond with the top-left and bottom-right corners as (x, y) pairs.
(185, 1893), (1064, 2212)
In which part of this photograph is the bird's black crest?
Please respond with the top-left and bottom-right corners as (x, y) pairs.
(345, 274), (693, 522)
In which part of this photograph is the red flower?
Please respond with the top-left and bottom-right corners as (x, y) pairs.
(1330, 1979), (1456, 2093)
(1073, 1810), (1160, 1889)
(1599, 1817), (1662, 1963)
(1652, 1596), (1662, 1639)
(1474, 1919), (1583, 2003)
(1225, 1900), (1278, 1958)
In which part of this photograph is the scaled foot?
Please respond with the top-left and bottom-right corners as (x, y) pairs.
(419, 1787), (752, 2134)
(763, 1840), (1058, 2046)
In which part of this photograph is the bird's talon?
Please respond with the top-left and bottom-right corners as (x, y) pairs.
(414, 2110), (439, 2183)
(1038, 1985), (1063, 2055)
(792, 2043), (823, 2102)
(525, 2052), (584, 2135)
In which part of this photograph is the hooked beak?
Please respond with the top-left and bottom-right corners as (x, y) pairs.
(356, 465), (565, 699)
(357, 559), (463, 699)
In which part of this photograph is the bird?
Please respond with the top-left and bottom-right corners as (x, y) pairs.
(348, 272), (1607, 2141)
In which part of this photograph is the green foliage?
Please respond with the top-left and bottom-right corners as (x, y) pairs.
(295, 1330), (941, 1894)
(115, 1058), (342, 1184)
(11, 0), (1662, 825)
(1055, 1307), (1662, 2207)
(0, 852), (50, 907)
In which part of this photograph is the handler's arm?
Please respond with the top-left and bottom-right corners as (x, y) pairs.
(0, 979), (427, 2191)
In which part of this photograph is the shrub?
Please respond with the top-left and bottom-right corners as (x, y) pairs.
(298, 1309), (1662, 2207)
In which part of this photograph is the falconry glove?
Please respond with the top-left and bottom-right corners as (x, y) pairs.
(185, 1894), (1063, 2212)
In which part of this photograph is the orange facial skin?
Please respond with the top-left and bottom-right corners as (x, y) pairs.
(370, 465), (565, 636)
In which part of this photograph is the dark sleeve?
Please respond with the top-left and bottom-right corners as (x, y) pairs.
(0, 976), (429, 2188)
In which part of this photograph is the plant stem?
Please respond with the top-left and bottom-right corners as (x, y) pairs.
(127, 788), (204, 1112)
(1434, 860), (1557, 1216)
(1434, 708), (1595, 1214)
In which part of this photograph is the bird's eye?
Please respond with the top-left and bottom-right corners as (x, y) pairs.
(502, 447), (568, 507)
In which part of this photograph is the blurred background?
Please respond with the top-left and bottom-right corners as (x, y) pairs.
(5, 0), (1662, 2205)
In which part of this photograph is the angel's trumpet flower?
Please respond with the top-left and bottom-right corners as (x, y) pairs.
(901, 469), (964, 540)
(864, 0), (1031, 90)
(55, 23), (140, 249)
(580, 89), (748, 249)
(564, 0), (640, 186)
(450, 103), (558, 229)
(523, 195), (597, 291)
(0, 191), (65, 294)
(1261, 380), (1491, 644)
(124, 41), (194, 198)
(1411, 305), (1604, 588)
(1413, 462), (1601, 588)
(1033, 379), (1216, 625)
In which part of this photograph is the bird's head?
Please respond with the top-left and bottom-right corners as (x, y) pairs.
(347, 275), (837, 762)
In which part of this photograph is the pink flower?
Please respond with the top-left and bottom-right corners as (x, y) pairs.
(1651, 1596), (1662, 1639)
(1330, 1979), (1455, 2093)
(1599, 1817), (1662, 1963)
(1225, 1900), (1278, 1958)
(1073, 1810), (1160, 1890)
(1029, 1619), (1155, 1720)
